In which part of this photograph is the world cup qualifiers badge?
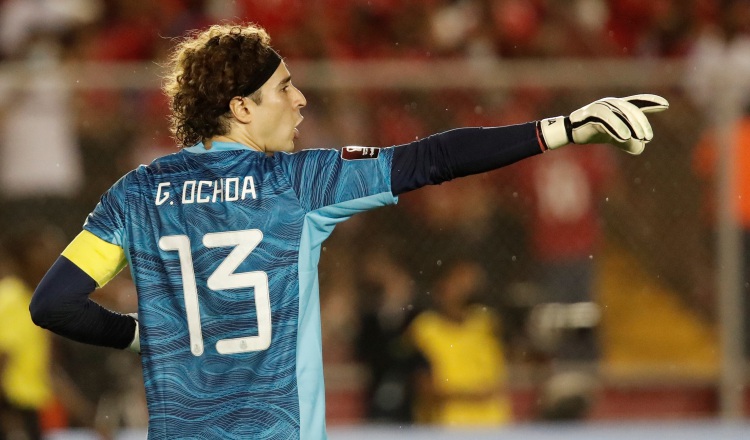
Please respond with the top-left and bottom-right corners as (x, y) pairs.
(341, 146), (380, 160)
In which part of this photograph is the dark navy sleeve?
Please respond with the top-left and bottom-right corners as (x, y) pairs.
(30, 256), (136, 349)
(390, 122), (544, 195)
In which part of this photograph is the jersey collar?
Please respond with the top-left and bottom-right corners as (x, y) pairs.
(184, 141), (262, 154)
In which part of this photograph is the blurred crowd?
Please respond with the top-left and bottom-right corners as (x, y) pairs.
(1, 0), (750, 437)
(0, 0), (743, 63)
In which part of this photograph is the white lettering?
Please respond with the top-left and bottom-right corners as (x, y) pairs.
(182, 181), (196, 204)
(156, 182), (171, 206)
(241, 176), (257, 200)
(212, 179), (223, 203)
(197, 180), (212, 203)
(226, 177), (240, 202)
(159, 177), (259, 206)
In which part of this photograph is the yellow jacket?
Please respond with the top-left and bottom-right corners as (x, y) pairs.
(0, 276), (52, 409)
(409, 305), (511, 425)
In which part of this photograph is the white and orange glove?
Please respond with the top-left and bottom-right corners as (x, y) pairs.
(539, 94), (669, 155)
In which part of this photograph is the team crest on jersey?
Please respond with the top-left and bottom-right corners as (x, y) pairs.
(341, 146), (380, 160)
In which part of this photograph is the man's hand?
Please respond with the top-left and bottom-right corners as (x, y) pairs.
(539, 94), (669, 155)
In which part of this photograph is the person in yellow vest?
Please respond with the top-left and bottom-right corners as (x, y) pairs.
(408, 258), (512, 426)
(0, 225), (58, 439)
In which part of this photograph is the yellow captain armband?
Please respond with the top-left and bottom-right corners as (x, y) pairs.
(61, 230), (127, 288)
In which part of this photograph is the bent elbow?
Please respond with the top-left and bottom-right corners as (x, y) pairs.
(29, 291), (55, 329)
(28, 255), (97, 332)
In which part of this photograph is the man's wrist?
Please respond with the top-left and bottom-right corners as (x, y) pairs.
(538, 116), (571, 150)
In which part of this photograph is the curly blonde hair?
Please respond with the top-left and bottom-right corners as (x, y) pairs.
(163, 24), (277, 148)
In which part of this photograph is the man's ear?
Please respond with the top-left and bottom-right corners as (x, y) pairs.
(228, 96), (253, 124)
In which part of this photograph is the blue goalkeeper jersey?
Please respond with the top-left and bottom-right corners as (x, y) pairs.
(83, 141), (396, 439)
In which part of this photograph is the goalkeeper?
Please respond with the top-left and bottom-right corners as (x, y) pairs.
(29, 23), (668, 440)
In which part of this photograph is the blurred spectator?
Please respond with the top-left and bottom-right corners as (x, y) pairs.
(355, 248), (425, 423)
(692, 103), (750, 354)
(603, 0), (670, 56)
(318, 0), (432, 59)
(500, 144), (618, 422)
(638, 0), (694, 57)
(428, 0), (493, 58)
(235, 0), (321, 59)
(0, 0), (101, 59)
(157, 0), (212, 39)
(0, 223), (143, 439)
(511, 145), (616, 364)
(0, 224), (60, 440)
(537, 370), (596, 421)
(490, 0), (546, 57)
(684, 0), (750, 110)
(685, 0), (750, 332)
(82, 1), (158, 61)
(399, 174), (528, 309)
(0, 0), (97, 235)
(408, 259), (512, 426)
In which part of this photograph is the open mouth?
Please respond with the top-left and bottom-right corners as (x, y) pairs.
(294, 116), (303, 140)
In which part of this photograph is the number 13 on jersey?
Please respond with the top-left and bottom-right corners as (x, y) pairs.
(159, 229), (271, 356)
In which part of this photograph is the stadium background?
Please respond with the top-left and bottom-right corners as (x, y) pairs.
(0, 0), (749, 438)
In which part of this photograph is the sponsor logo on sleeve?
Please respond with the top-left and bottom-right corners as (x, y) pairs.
(341, 146), (380, 160)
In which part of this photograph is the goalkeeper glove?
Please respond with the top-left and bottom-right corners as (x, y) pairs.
(538, 94), (669, 155)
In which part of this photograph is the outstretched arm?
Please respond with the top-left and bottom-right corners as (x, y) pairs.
(390, 94), (669, 195)
(391, 122), (542, 195)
